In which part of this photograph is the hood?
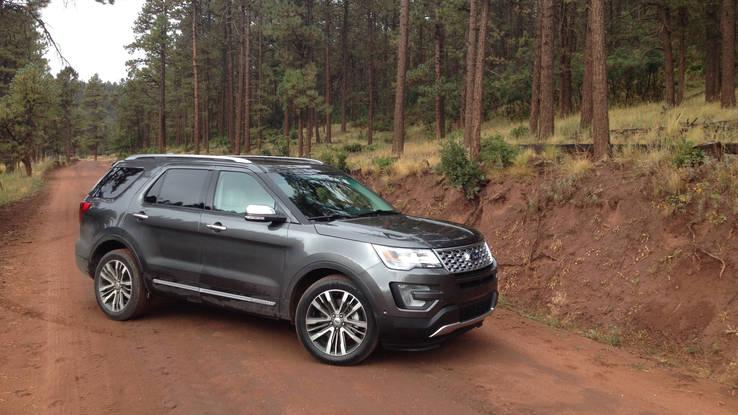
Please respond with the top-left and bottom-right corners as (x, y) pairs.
(314, 214), (483, 248)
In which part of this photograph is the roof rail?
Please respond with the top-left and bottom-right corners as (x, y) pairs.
(125, 154), (252, 164)
(243, 155), (323, 165)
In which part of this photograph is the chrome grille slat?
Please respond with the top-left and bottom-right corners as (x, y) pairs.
(434, 242), (493, 274)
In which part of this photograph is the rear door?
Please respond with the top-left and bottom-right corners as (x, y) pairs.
(198, 169), (291, 316)
(125, 167), (211, 297)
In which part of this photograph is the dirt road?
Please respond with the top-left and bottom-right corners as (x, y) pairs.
(0, 160), (736, 415)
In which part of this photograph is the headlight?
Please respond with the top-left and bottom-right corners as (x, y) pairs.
(372, 244), (442, 271)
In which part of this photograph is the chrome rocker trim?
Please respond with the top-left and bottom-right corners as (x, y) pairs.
(152, 278), (276, 306)
(428, 307), (494, 338)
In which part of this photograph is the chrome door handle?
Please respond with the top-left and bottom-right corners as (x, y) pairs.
(133, 212), (149, 220)
(206, 223), (227, 232)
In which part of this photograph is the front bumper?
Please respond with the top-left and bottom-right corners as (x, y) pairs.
(370, 263), (498, 350)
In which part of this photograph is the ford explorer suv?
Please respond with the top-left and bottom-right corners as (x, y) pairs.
(76, 154), (499, 365)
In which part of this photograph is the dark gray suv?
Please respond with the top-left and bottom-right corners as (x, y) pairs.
(76, 154), (498, 364)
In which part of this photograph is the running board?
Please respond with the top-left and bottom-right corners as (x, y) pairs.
(152, 278), (276, 306)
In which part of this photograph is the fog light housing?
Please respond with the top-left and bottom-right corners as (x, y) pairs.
(390, 283), (438, 310)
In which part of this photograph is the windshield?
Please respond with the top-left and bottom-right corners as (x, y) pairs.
(269, 171), (395, 220)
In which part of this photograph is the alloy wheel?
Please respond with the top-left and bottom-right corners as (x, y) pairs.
(98, 259), (133, 313)
(305, 289), (368, 356)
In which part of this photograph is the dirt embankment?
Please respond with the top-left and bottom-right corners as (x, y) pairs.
(364, 162), (738, 383)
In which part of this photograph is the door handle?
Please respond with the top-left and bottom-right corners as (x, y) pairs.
(133, 212), (149, 220)
(206, 222), (227, 232)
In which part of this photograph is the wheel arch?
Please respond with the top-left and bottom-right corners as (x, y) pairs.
(88, 234), (144, 279)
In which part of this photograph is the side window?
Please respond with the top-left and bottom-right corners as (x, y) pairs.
(144, 169), (209, 209)
(91, 167), (143, 199)
(213, 171), (275, 215)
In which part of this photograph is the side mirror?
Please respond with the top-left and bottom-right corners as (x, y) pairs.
(245, 204), (287, 224)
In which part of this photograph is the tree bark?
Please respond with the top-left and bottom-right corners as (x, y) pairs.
(324, 0), (332, 143)
(706, 1), (721, 102)
(721, 0), (736, 107)
(192, 0), (201, 154)
(234, 2), (244, 154)
(537, 0), (555, 140)
(243, 6), (251, 153)
(529, 0), (542, 135)
(159, 48), (167, 152)
(367, 6), (375, 145)
(22, 157), (32, 177)
(340, 0), (349, 133)
(676, 7), (687, 105)
(225, 0), (234, 149)
(306, 107), (313, 155)
(463, 0), (479, 146)
(469, 0), (490, 160)
(591, 0), (610, 160)
(256, 10), (263, 150)
(434, 14), (446, 140)
(660, 3), (675, 107)
(392, 0), (410, 156)
(580, 0), (593, 128)
(559, 0), (574, 116)
(297, 109), (304, 157)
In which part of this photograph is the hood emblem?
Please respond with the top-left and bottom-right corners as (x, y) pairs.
(463, 252), (472, 261)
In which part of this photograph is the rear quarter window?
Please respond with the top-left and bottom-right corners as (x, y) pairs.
(90, 167), (143, 199)
(144, 169), (209, 209)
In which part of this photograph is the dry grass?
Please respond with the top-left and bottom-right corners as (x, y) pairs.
(0, 159), (55, 206)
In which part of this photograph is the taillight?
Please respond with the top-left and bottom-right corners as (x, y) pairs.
(79, 201), (92, 223)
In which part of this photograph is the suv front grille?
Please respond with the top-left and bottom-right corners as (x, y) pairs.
(459, 295), (494, 321)
(434, 242), (493, 274)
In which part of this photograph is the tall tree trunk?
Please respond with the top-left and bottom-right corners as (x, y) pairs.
(22, 157), (32, 177)
(306, 107), (313, 155)
(706, 1), (721, 102)
(243, 6), (252, 153)
(434, 14), (446, 140)
(676, 7), (687, 105)
(721, 0), (736, 107)
(192, 0), (201, 154)
(367, 7), (375, 145)
(559, 0), (574, 116)
(470, 0), (490, 160)
(313, 108), (320, 146)
(256, 11), (263, 150)
(234, 2), (244, 154)
(225, 0), (234, 148)
(324, 0), (332, 143)
(537, 0), (555, 140)
(660, 4), (675, 107)
(159, 48), (167, 152)
(463, 0), (480, 146)
(284, 100), (290, 139)
(340, 0), (349, 133)
(529, 0), (542, 135)
(580, 0), (593, 128)
(392, 0), (410, 156)
(297, 109), (304, 157)
(591, 0), (610, 159)
(203, 0), (211, 153)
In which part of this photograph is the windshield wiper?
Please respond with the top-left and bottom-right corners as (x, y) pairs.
(308, 213), (354, 222)
(352, 209), (399, 218)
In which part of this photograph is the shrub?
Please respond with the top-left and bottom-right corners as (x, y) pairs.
(672, 140), (705, 168)
(438, 139), (485, 199)
(273, 135), (290, 156)
(480, 135), (518, 168)
(317, 150), (349, 172)
(510, 125), (529, 139)
(372, 156), (395, 174)
(342, 142), (364, 153)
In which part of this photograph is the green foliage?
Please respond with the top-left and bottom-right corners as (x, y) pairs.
(438, 138), (485, 199)
(341, 142), (364, 153)
(372, 156), (395, 173)
(317, 149), (349, 172)
(510, 125), (530, 139)
(480, 135), (518, 168)
(672, 140), (705, 168)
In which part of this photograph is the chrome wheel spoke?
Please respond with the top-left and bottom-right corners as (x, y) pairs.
(98, 259), (132, 313)
(305, 288), (367, 357)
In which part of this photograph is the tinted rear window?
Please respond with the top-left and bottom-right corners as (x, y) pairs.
(91, 167), (143, 199)
(144, 169), (209, 209)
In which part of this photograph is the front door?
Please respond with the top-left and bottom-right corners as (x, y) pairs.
(198, 170), (290, 316)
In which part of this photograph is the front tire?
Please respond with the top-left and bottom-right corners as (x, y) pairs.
(295, 276), (379, 365)
(94, 249), (150, 320)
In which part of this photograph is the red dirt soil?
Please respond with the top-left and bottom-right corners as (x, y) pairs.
(0, 160), (737, 414)
(365, 162), (738, 384)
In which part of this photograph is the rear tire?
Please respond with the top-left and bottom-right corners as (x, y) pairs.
(94, 249), (150, 320)
(295, 275), (379, 365)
